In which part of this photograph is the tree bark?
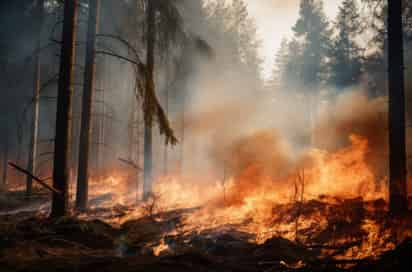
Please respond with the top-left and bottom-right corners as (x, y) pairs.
(388, 0), (408, 214)
(26, 0), (44, 198)
(76, 0), (100, 210)
(50, 0), (78, 218)
(163, 68), (170, 176)
(179, 89), (186, 176)
(143, 0), (155, 199)
(2, 123), (9, 188)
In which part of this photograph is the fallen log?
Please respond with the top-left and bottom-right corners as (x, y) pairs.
(8, 162), (62, 195)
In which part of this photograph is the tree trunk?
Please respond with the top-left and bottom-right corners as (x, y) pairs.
(388, 0), (408, 214)
(27, 50), (40, 197)
(26, 0), (44, 198)
(76, 0), (100, 210)
(98, 85), (105, 179)
(50, 0), (78, 218)
(163, 67), (170, 176)
(179, 90), (186, 175)
(143, 0), (155, 199)
(2, 124), (9, 188)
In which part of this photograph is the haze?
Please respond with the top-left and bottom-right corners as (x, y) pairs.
(244, 0), (343, 77)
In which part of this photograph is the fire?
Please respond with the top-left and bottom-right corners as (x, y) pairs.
(305, 134), (386, 201)
(152, 238), (170, 256)
(80, 132), (396, 260)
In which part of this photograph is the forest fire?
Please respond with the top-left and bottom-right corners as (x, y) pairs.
(1, 0), (412, 271)
(73, 131), (399, 262)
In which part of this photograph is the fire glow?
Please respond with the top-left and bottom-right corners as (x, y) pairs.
(83, 131), (399, 259)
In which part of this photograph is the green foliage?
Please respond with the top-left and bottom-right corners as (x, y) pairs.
(271, 0), (331, 94)
(270, 0), (412, 97)
(292, 0), (331, 89)
(328, 0), (363, 89)
(203, 0), (263, 93)
(272, 38), (304, 92)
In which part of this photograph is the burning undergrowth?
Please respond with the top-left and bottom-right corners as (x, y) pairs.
(67, 91), (412, 263)
(2, 91), (410, 269)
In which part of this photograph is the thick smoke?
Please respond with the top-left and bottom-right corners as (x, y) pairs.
(176, 68), (391, 204)
(314, 91), (388, 183)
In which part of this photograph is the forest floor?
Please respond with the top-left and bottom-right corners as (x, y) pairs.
(0, 189), (412, 272)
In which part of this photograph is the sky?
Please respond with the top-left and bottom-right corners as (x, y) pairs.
(243, 0), (343, 78)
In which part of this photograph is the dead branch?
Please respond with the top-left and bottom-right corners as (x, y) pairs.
(8, 162), (62, 195)
(118, 158), (142, 171)
(95, 50), (139, 66)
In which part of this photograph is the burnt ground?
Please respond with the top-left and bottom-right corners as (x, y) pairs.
(1, 191), (412, 272)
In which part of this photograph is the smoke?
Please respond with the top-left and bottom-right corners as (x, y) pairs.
(314, 91), (388, 181)
(157, 2), (391, 205)
(176, 67), (390, 204)
(0, 1), (397, 206)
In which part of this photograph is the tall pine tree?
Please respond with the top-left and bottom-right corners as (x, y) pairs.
(293, 0), (331, 91)
(328, 0), (363, 89)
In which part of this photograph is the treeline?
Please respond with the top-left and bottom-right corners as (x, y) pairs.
(269, 0), (412, 98)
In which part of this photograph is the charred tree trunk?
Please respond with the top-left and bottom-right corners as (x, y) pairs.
(2, 124), (9, 189)
(51, 0), (78, 218)
(388, 0), (408, 214)
(26, 0), (44, 198)
(76, 0), (100, 210)
(143, 0), (155, 199)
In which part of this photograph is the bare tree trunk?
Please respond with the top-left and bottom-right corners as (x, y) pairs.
(2, 124), (9, 189)
(388, 0), (408, 214)
(50, 0), (78, 218)
(163, 68), (170, 176)
(26, 49), (41, 197)
(179, 91), (186, 175)
(26, 0), (44, 198)
(76, 0), (100, 210)
(143, 0), (155, 199)
(99, 86), (105, 179)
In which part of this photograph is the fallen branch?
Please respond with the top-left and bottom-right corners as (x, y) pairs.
(8, 162), (62, 195)
(118, 158), (141, 171)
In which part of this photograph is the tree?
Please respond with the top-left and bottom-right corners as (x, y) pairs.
(26, 0), (45, 198)
(272, 38), (304, 91)
(143, 0), (156, 199)
(76, 0), (101, 210)
(328, 0), (363, 89)
(356, 0), (387, 97)
(388, 0), (408, 214)
(142, 0), (183, 198)
(231, 0), (262, 91)
(2, 122), (9, 188)
(50, 0), (78, 218)
(293, 0), (331, 90)
(292, 0), (331, 145)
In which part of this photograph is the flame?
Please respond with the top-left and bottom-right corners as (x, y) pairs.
(152, 238), (170, 256)
(79, 133), (398, 260)
(305, 134), (386, 200)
